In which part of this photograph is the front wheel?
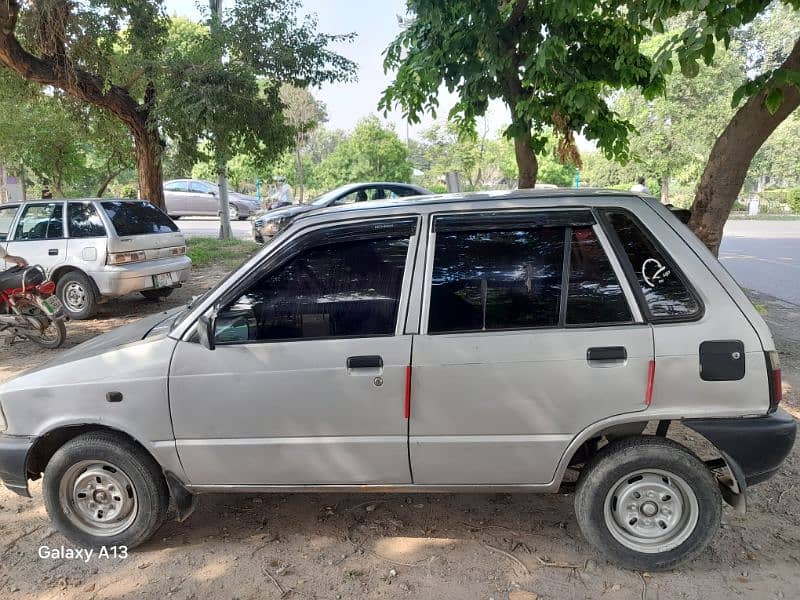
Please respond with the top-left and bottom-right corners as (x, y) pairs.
(43, 432), (169, 550)
(575, 436), (721, 571)
(26, 314), (66, 349)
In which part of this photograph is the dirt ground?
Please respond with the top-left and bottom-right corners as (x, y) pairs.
(1, 267), (799, 600)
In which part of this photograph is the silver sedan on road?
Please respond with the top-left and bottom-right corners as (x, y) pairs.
(164, 179), (260, 220)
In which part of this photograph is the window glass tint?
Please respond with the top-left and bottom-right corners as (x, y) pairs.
(14, 203), (63, 240)
(566, 227), (632, 324)
(68, 202), (106, 238)
(215, 237), (409, 343)
(0, 206), (18, 241)
(165, 181), (187, 192)
(189, 181), (213, 194)
(389, 186), (419, 198)
(334, 188), (372, 205)
(429, 227), (564, 333)
(101, 201), (179, 236)
(606, 211), (699, 318)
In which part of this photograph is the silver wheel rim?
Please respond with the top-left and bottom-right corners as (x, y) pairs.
(63, 282), (87, 311)
(229, 205), (237, 219)
(59, 460), (138, 537)
(603, 468), (699, 554)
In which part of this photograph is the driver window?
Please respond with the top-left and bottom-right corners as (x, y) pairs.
(190, 181), (212, 194)
(14, 203), (64, 240)
(215, 235), (410, 344)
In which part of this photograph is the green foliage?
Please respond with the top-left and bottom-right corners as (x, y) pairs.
(316, 116), (412, 188)
(381, 0), (665, 175)
(186, 237), (261, 268)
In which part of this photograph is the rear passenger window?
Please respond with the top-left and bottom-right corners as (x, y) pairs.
(14, 203), (63, 240)
(605, 211), (700, 319)
(429, 228), (565, 333)
(68, 203), (106, 238)
(566, 227), (632, 325)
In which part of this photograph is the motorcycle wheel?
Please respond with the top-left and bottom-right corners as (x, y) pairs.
(26, 314), (67, 349)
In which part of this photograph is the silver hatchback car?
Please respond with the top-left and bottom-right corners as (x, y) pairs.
(0, 190), (794, 570)
(0, 199), (191, 319)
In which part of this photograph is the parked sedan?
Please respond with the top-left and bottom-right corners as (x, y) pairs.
(164, 179), (260, 220)
(252, 182), (431, 242)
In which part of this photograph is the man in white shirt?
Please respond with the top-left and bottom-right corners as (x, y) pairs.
(0, 246), (27, 268)
(630, 177), (651, 195)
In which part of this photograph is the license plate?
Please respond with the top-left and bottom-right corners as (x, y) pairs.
(153, 273), (174, 288)
(42, 295), (63, 316)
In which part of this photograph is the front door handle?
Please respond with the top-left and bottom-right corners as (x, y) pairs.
(347, 355), (383, 369)
(587, 346), (627, 362)
(48, 248), (58, 256)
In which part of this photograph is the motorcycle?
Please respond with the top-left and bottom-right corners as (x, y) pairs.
(0, 266), (67, 349)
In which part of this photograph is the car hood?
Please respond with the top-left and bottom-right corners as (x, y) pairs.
(15, 307), (183, 377)
(256, 204), (313, 221)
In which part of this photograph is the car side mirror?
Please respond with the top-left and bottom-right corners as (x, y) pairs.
(197, 313), (216, 350)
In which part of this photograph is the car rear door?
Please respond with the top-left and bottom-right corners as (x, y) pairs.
(164, 180), (190, 215)
(168, 217), (420, 486)
(408, 209), (654, 485)
(4, 202), (67, 276)
(188, 180), (217, 215)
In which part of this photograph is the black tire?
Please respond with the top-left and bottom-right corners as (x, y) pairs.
(43, 432), (169, 550)
(575, 436), (721, 571)
(140, 288), (174, 301)
(26, 314), (66, 349)
(56, 271), (98, 320)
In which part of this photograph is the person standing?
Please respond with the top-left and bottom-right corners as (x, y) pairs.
(630, 177), (650, 195)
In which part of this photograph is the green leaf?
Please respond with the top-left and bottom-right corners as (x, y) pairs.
(679, 56), (700, 78)
(765, 88), (784, 115)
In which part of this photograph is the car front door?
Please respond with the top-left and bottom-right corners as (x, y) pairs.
(188, 181), (217, 215)
(409, 210), (654, 485)
(5, 202), (67, 275)
(169, 217), (419, 486)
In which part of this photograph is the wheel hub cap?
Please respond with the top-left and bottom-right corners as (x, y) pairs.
(59, 461), (138, 537)
(64, 282), (86, 310)
(604, 469), (699, 554)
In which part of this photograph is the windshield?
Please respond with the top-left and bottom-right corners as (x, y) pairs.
(310, 186), (353, 207)
(101, 201), (179, 236)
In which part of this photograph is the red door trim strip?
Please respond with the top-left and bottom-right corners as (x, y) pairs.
(404, 365), (412, 419)
(645, 359), (656, 406)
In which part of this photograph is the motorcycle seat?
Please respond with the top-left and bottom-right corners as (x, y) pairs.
(0, 267), (45, 291)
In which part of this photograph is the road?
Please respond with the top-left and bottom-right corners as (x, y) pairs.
(177, 216), (800, 304)
(177, 216), (254, 239)
(720, 220), (800, 305)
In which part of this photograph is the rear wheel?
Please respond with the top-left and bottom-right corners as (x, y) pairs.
(575, 436), (721, 571)
(43, 432), (169, 549)
(56, 271), (97, 320)
(140, 288), (174, 301)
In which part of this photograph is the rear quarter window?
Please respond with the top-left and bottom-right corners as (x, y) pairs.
(101, 201), (179, 236)
(604, 210), (701, 320)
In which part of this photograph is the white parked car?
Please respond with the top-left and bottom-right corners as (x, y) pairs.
(0, 199), (191, 319)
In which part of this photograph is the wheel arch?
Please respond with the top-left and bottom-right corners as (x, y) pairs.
(51, 266), (100, 296)
(559, 417), (746, 512)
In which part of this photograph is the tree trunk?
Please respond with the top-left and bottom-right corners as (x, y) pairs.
(514, 131), (538, 189)
(216, 160), (232, 240)
(689, 36), (800, 255)
(0, 0), (165, 208)
(96, 167), (124, 197)
(295, 143), (304, 203)
(660, 175), (669, 204)
(133, 127), (164, 207)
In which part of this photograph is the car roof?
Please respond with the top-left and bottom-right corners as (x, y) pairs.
(296, 188), (649, 223)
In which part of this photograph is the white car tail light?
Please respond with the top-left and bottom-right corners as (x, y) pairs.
(107, 251), (146, 265)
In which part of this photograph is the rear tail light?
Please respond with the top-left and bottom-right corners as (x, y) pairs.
(170, 246), (186, 256)
(107, 251), (146, 265)
(766, 350), (782, 413)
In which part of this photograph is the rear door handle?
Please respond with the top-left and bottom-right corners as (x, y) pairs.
(347, 355), (383, 369)
(48, 249), (58, 256)
(587, 346), (627, 362)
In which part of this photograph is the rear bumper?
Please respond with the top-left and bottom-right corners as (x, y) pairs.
(91, 256), (192, 297)
(0, 434), (35, 497)
(685, 408), (797, 487)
